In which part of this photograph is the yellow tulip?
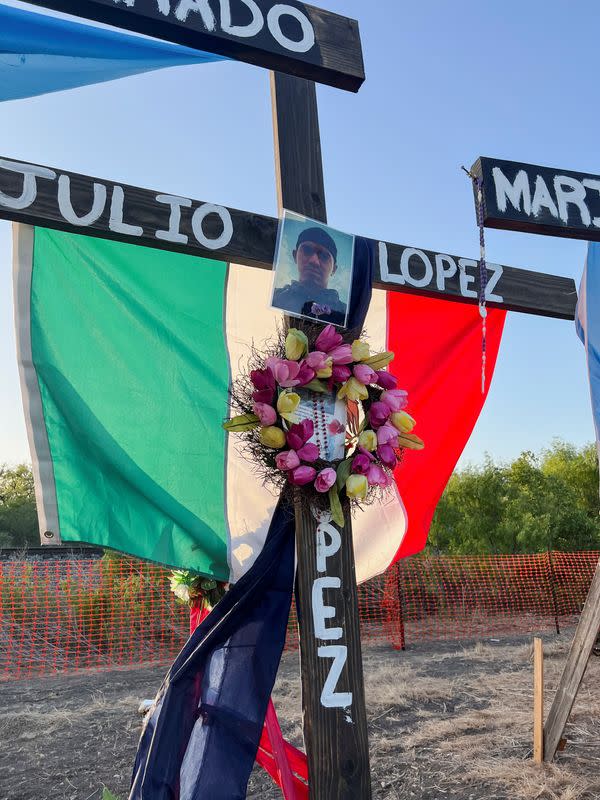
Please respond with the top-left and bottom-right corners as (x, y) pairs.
(391, 411), (416, 433)
(260, 426), (286, 449)
(338, 377), (369, 403)
(316, 357), (333, 379)
(285, 329), (308, 361)
(277, 391), (301, 422)
(364, 351), (394, 370)
(346, 474), (368, 499)
(358, 430), (378, 452)
(351, 340), (370, 362)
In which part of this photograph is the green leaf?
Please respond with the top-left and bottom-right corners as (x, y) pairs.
(336, 458), (353, 491)
(303, 379), (330, 394)
(102, 789), (121, 800)
(329, 487), (345, 528)
(223, 413), (260, 432)
(398, 433), (425, 450)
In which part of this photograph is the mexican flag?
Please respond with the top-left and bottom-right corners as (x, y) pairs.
(13, 224), (505, 583)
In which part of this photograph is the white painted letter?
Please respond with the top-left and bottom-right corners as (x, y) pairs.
(400, 248), (433, 289)
(458, 258), (478, 299)
(485, 263), (504, 304)
(378, 241), (404, 285)
(57, 175), (106, 227)
(554, 175), (591, 226)
(175, 0), (215, 28)
(267, 4), (315, 53)
(435, 254), (457, 292)
(531, 175), (558, 218)
(316, 522), (341, 573)
(156, 194), (192, 244)
(318, 646), (352, 709)
(493, 167), (532, 215)
(109, 186), (143, 237)
(312, 577), (342, 641)
(0, 160), (56, 210)
(583, 179), (600, 227)
(191, 203), (233, 250)
(220, 0), (263, 36)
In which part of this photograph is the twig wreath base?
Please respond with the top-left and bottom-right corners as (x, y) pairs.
(224, 322), (423, 527)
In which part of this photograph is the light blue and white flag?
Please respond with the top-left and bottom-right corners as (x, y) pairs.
(576, 243), (600, 451)
(0, 2), (227, 102)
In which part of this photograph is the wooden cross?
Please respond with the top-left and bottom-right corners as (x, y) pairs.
(470, 154), (600, 764)
(0, 3), (584, 794)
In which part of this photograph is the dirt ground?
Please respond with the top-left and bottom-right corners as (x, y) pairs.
(1, 634), (599, 800)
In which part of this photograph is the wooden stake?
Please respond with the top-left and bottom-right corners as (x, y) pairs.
(544, 557), (600, 761)
(533, 637), (544, 764)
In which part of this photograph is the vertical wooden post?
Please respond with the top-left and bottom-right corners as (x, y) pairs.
(533, 637), (544, 764)
(544, 556), (600, 760)
(270, 71), (372, 799)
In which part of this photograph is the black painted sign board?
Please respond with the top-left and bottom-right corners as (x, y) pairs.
(0, 155), (577, 320)
(23, 0), (365, 92)
(472, 156), (600, 242)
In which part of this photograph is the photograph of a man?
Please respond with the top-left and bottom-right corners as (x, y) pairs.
(271, 211), (354, 328)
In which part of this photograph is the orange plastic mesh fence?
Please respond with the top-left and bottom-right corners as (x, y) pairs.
(1, 551), (598, 680)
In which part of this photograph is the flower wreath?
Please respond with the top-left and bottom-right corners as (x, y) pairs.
(223, 323), (423, 526)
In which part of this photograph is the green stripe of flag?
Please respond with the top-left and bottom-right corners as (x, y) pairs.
(30, 228), (231, 578)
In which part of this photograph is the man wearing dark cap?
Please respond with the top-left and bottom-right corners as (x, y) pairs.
(272, 226), (347, 325)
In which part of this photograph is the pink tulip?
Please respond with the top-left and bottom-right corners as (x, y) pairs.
(304, 351), (330, 371)
(332, 365), (352, 383)
(367, 463), (392, 488)
(315, 324), (343, 353)
(381, 389), (409, 413)
(376, 371), (398, 390)
(250, 367), (276, 392)
(353, 364), (377, 385)
(328, 344), (353, 365)
(298, 442), (319, 463)
(286, 419), (314, 450)
(352, 453), (372, 475)
(377, 444), (397, 470)
(369, 401), (391, 429)
(275, 450), (301, 471)
(252, 388), (274, 405)
(265, 358), (302, 388)
(253, 402), (277, 427)
(377, 424), (399, 447)
(315, 468), (337, 493)
(288, 465), (317, 486)
(296, 361), (316, 386)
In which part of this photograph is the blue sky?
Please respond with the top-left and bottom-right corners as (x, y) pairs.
(0, 0), (596, 468)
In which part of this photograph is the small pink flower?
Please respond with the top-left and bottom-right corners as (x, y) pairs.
(304, 351), (330, 371)
(367, 463), (392, 487)
(275, 450), (301, 471)
(353, 364), (377, 385)
(286, 419), (314, 450)
(369, 401), (391, 429)
(328, 419), (345, 435)
(377, 444), (397, 470)
(253, 402), (277, 426)
(376, 371), (398, 390)
(315, 468), (337, 493)
(252, 388), (274, 405)
(296, 361), (316, 386)
(315, 324), (343, 353)
(297, 442), (319, 463)
(352, 453), (372, 475)
(332, 365), (351, 383)
(377, 424), (399, 447)
(329, 344), (353, 365)
(250, 367), (276, 392)
(265, 357), (313, 389)
(381, 389), (408, 413)
(288, 465), (317, 486)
